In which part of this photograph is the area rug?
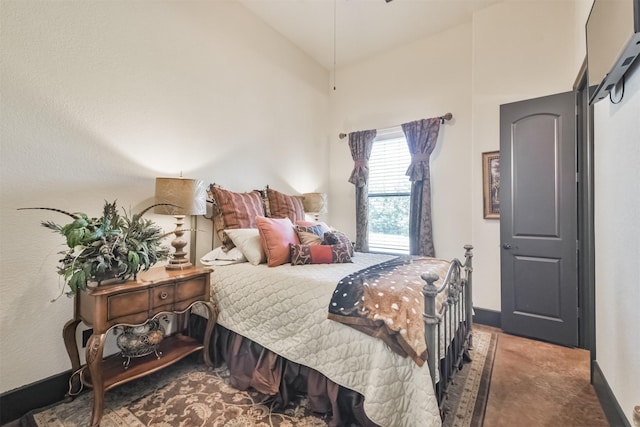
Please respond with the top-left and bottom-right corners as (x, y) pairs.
(22, 329), (496, 427)
(442, 328), (498, 427)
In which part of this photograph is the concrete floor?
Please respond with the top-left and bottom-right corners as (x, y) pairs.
(4, 325), (609, 427)
(480, 324), (608, 427)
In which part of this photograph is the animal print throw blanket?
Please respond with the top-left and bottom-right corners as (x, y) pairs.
(327, 255), (451, 366)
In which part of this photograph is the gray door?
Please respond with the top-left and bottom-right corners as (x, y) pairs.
(500, 91), (578, 347)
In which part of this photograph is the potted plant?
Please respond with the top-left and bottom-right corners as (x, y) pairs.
(20, 200), (172, 298)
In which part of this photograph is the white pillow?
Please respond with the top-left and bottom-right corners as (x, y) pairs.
(200, 246), (247, 266)
(223, 228), (266, 265)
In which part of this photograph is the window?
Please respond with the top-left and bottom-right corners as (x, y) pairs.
(368, 127), (410, 254)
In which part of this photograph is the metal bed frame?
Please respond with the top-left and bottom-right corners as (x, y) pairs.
(422, 244), (474, 410)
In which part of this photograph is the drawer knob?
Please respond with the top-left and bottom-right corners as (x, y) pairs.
(159, 291), (168, 300)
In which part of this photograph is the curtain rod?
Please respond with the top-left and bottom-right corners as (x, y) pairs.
(338, 112), (453, 140)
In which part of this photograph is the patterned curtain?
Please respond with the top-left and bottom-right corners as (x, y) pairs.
(402, 118), (441, 257)
(347, 129), (377, 252)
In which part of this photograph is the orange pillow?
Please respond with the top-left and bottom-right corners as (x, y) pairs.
(256, 216), (300, 267)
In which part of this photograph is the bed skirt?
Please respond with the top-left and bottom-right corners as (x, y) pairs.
(190, 314), (378, 427)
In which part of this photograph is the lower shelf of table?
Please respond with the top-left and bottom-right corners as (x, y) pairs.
(84, 333), (204, 392)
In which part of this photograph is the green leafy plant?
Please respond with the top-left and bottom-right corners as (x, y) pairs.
(20, 201), (172, 297)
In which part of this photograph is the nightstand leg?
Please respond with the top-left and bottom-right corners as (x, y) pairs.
(62, 318), (82, 397)
(86, 333), (106, 427)
(201, 301), (217, 366)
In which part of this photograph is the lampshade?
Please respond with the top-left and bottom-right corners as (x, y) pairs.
(154, 178), (207, 216)
(154, 177), (206, 271)
(302, 192), (328, 214)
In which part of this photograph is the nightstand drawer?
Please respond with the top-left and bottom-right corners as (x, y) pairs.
(176, 277), (206, 302)
(152, 284), (175, 309)
(173, 277), (206, 311)
(107, 289), (150, 321)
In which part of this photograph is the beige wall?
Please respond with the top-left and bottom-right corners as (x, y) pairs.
(470, 1), (583, 310)
(2, 1), (637, 422)
(593, 61), (640, 424)
(329, 1), (584, 310)
(0, 1), (329, 393)
(328, 23), (473, 262)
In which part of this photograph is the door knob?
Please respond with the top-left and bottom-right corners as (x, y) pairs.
(502, 243), (512, 249)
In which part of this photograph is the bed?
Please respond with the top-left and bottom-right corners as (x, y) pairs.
(191, 185), (474, 427)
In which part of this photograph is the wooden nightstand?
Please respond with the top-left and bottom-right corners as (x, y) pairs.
(62, 266), (216, 427)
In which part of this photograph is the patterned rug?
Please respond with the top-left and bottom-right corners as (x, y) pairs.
(22, 329), (496, 427)
(442, 328), (498, 427)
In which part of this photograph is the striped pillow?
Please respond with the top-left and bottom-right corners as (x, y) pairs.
(211, 186), (265, 231)
(266, 188), (305, 222)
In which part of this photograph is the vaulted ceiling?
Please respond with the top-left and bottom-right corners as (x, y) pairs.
(238, 0), (502, 70)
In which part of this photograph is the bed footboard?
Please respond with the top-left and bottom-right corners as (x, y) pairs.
(422, 244), (474, 405)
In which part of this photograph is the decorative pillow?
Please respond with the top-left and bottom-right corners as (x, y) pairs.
(290, 243), (353, 265)
(207, 185), (231, 248)
(295, 224), (324, 246)
(266, 187), (305, 222)
(210, 186), (265, 244)
(223, 228), (266, 265)
(200, 246), (247, 266)
(255, 216), (299, 267)
(295, 221), (332, 235)
(323, 230), (354, 257)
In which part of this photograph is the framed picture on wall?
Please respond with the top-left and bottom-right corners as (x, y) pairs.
(482, 151), (500, 219)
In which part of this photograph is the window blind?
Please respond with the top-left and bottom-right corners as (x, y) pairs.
(368, 127), (411, 254)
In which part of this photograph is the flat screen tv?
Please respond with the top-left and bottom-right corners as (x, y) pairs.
(586, 0), (640, 104)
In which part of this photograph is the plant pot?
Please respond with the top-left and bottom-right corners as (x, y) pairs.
(88, 276), (128, 287)
(115, 318), (166, 369)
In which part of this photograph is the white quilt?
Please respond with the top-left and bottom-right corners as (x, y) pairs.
(200, 252), (442, 427)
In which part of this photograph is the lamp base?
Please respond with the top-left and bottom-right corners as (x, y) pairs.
(165, 260), (193, 270)
(165, 215), (194, 271)
(164, 261), (193, 270)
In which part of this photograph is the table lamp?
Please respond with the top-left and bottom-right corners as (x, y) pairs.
(155, 177), (207, 270)
(302, 192), (328, 221)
